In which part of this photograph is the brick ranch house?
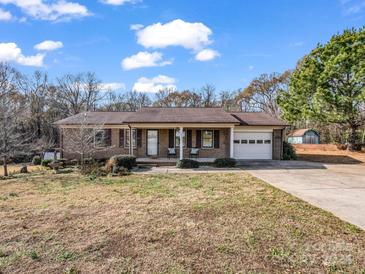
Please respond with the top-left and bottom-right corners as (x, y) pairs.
(54, 107), (288, 161)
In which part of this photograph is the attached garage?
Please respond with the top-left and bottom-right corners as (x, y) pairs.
(233, 131), (272, 159)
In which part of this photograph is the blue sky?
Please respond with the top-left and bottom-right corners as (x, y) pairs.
(0, 0), (364, 93)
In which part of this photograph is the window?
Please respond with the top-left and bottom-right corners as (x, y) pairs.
(257, 140), (263, 144)
(94, 129), (109, 147)
(249, 140), (255, 144)
(264, 140), (271, 144)
(234, 139), (240, 144)
(202, 130), (214, 148)
(241, 140), (248, 144)
(175, 130), (185, 147)
(125, 129), (137, 148)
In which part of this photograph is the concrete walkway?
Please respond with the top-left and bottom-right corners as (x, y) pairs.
(243, 161), (365, 230)
(134, 166), (246, 174)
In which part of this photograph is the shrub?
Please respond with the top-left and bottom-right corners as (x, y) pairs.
(108, 155), (137, 171)
(176, 159), (200, 169)
(213, 158), (236, 168)
(283, 141), (297, 160)
(13, 153), (33, 164)
(32, 156), (41, 165)
(41, 159), (53, 167)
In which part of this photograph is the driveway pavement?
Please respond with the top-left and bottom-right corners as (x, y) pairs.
(241, 161), (365, 230)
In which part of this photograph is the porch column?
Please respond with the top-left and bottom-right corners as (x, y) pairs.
(179, 127), (183, 160)
(129, 126), (133, 156)
(230, 126), (234, 158)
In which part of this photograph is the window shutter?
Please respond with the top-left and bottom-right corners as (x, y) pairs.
(137, 129), (142, 148)
(119, 129), (124, 147)
(196, 130), (201, 148)
(187, 130), (192, 148)
(214, 130), (220, 148)
(106, 129), (112, 146)
(168, 129), (174, 148)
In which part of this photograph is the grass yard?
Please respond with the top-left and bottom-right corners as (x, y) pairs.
(0, 172), (364, 273)
(0, 165), (46, 176)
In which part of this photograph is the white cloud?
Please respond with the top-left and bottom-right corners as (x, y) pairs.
(135, 19), (213, 51)
(0, 0), (90, 21)
(100, 82), (126, 91)
(0, 42), (44, 67)
(0, 8), (12, 20)
(121, 51), (172, 70)
(289, 41), (304, 47)
(130, 23), (144, 30)
(248, 65), (254, 71)
(132, 75), (176, 93)
(34, 40), (63, 51)
(195, 48), (220, 61)
(339, 0), (365, 14)
(101, 0), (139, 5)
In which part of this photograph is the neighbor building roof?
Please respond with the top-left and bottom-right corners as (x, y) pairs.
(289, 129), (318, 137)
(54, 111), (133, 125)
(124, 107), (239, 124)
(230, 112), (288, 126)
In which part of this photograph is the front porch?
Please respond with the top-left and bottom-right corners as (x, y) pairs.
(136, 157), (216, 166)
(127, 124), (234, 160)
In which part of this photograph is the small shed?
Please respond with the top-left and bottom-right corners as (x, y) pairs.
(287, 129), (320, 144)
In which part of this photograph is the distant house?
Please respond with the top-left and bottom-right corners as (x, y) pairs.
(54, 108), (288, 161)
(288, 129), (320, 144)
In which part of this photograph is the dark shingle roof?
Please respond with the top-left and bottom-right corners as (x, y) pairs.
(54, 112), (133, 125)
(54, 109), (288, 127)
(230, 112), (288, 126)
(124, 107), (239, 124)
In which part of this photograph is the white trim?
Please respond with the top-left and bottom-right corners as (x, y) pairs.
(230, 126), (234, 158)
(201, 130), (214, 149)
(179, 127), (184, 160)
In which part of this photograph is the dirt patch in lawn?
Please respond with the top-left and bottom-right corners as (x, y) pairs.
(0, 173), (364, 273)
(0, 165), (46, 176)
(294, 144), (365, 164)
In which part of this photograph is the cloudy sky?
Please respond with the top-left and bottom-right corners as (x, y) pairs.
(0, 0), (364, 93)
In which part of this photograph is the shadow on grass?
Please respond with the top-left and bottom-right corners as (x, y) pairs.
(237, 160), (328, 170)
(297, 154), (363, 164)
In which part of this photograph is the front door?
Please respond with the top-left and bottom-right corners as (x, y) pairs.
(147, 130), (158, 156)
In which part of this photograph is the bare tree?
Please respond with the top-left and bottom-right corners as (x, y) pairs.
(0, 63), (31, 176)
(55, 72), (104, 115)
(200, 84), (217, 107)
(100, 91), (151, 111)
(19, 71), (49, 139)
(236, 71), (291, 117)
(219, 90), (240, 111)
(61, 113), (110, 168)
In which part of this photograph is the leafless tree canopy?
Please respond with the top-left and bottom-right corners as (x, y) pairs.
(236, 71), (291, 117)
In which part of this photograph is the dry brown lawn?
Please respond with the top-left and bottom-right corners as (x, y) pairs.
(0, 165), (45, 176)
(0, 172), (364, 273)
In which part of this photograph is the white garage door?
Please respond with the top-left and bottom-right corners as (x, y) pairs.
(233, 132), (272, 159)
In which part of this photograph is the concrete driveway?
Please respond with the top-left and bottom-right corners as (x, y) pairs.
(240, 161), (365, 230)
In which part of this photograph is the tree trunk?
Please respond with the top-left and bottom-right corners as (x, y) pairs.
(3, 155), (8, 177)
(348, 125), (358, 151)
